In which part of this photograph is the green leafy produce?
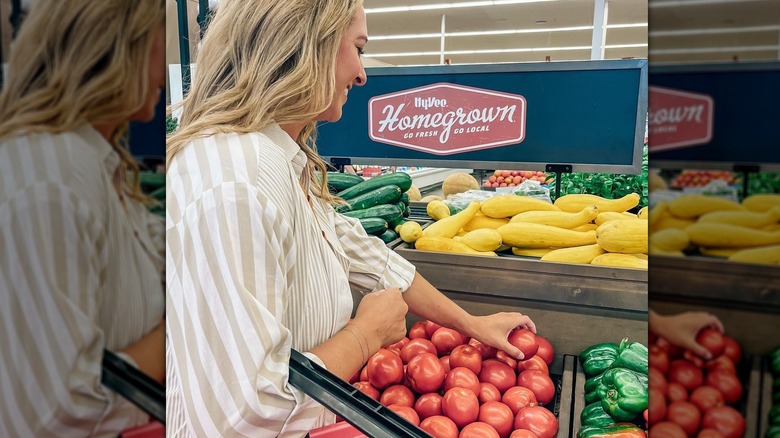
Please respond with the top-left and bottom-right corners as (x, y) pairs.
(166, 116), (179, 134)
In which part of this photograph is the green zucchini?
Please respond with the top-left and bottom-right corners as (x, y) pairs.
(139, 172), (165, 189)
(337, 186), (402, 213)
(337, 172), (413, 200)
(326, 172), (365, 192)
(359, 217), (388, 236)
(404, 206), (411, 218)
(378, 229), (399, 244)
(344, 204), (403, 224)
(401, 193), (410, 206)
(148, 186), (166, 201)
(394, 201), (406, 216)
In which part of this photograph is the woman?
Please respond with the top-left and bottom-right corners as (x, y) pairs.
(0, 1), (166, 436)
(649, 309), (724, 359)
(166, 1), (536, 436)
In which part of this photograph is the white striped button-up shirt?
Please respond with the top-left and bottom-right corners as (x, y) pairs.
(165, 123), (416, 437)
(0, 125), (166, 436)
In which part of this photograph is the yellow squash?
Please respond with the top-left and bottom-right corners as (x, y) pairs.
(728, 245), (780, 264)
(463, 212), (510, 231)
(653, 212), (696, 231)
(554, 193), (640, 213)
(637, 206), (648, 220)
(570, 223), (598, 232)
(649, 245), (684, 257)
(498, 223), (597, 248)
(595, 211), (639, 226)
(648, 201), (668, 230)
(415, 236), (497, 257)
(699, 247), (740, 258)
(667, 195), (743, 219)
(697, 206), (780, 228)
(686, 223), (780, 248)
(511, 247), (556, 257)
(650, 229), (690, 251)
(595, 219), (648, 254)
(453, 228), (503, 252)
(590, 253), (648, 269)
(426, 200), (451, 221)
(742, 194), (780, 212)
(510, 205), (599, 229)
(423, 201), (481, 239)
(540, 244), (605, 264)
(480, 195), (560, 218)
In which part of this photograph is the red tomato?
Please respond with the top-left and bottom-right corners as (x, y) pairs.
(367, 349), (404, 389)
(705, 370), (743, 404)
(534, 336), (554, 366)
(360, 366), (368, 381)
(432, 328), (467, 356)
(650, 344), (670, 374)
(426, 321), (444, 338)
(353, 381), (380, 401)
(696, 328), (725, 359)
(459, 422), (500, 438)
(420, 415), (459, 438)
(721, 336), (742, 365)
(409, 321), (429, 340)
(698, 429), (727, 438)
(648, 388), (667, 426)
(380, 384), (415, 407)
(657, 337), (684, 359)
(507, 329), (539, 359)
(400, 338), (437, 364)
(705, 355), (737, 374)
(479, 359), (516, 394)
(513, 406), (558, 438)
(388, 336), (410, 352)
(667, 401), (701, 437)
(470, 338), (498, 360)
(402, 364), (413, 389)
(495, 351), (518, 370)
(388, 404), (421, 426)
(702, 406), (745, 438)
(389, 348), (401, 356)
(509, 430), (539, 438)
(649, 366), (668, 396)
(407, 353), (446, 394)
(689, 386), (725, 413)
(348, 368), (360, 384)
(450, 345), (483, 375)
(683, 350), (705, 368)
(479, 382), (502, 404)
(667, 382), (689, 403)
(440, 356), (452, 374)
(478, 401), (514, 438)
(502, 386), (537, 415)
(649, 421), (687, 438)
(415, 393), (443, 420)
(516, 370), (555, 405)
(517, 356), (549, 374)
(668, 359), (704, 392)
(444, 367), (482, 396)
(442, 387), (480, 428)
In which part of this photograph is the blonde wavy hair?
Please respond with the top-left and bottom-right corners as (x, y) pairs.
(0, 0), (165, 203)
(167, 0), (364, 204)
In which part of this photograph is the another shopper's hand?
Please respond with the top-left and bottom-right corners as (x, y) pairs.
(654, 311), (724, 360)
(353, 287), (408, 352)
(469, 312), (537, 360)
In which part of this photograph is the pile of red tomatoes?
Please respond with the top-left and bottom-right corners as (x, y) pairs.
(349, 320), (559, 438)
(648, 328), (746, 438)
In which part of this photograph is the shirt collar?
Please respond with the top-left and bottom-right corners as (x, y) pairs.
(75, 124), (122, 173)
(262, 123), (309, 180)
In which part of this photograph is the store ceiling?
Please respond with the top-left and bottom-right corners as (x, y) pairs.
(362, 0), (649, 66)
(648, 0), (780, 64)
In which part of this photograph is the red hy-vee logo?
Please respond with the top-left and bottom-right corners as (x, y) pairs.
(368, 83), (527, 155)
(649, 86), (714, 152)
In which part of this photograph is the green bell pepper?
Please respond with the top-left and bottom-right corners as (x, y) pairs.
(580, 343), (620, 376)
(766, 424), (780, 438)
(611, 338), (648, 375)
(585, 373), (605, 394)
(581, 402), (616, 428)
(597, 368), (648, 422)
(577, 423), (647, 438)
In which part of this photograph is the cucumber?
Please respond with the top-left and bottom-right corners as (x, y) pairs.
(337, 185), (402, 213)
(344, 204), (403, 224)
(378, 229), (399, 244)
(401, 193), (410, 206)
(148, 186), (166, 201)
(404, 206), (411, 218)
(326, 172), (365, 192)
(359, 217), (388, 236)
(394, 201), (406, 216)
(139, 172), (165, 189)
(337, 172), (413, 200)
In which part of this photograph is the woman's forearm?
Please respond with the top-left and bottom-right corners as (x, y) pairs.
(119, 321), (166, 382)
(402, 272), (476, 337)
(309, 323), (378, 382)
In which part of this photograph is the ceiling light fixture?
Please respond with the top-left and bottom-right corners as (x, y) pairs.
(368, 23), (647, 41)
(365, 0), (559, 14)
(368, 43), (647, 58)
(649, 0), (766, 7)
(650, 25), (780, 37)
(650, 45), (779, 54)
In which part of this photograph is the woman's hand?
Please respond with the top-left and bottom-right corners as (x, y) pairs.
(353, 287), (409, 353)
(650, 310), (724, 359)
(467, 312), (537, 360)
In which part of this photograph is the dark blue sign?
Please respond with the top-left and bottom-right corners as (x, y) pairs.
(317, 60), (647, 174)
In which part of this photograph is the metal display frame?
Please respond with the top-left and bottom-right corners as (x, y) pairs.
(321, 60), (649, 177)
